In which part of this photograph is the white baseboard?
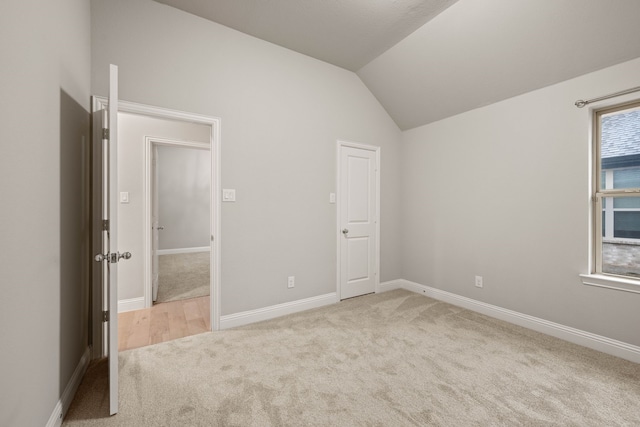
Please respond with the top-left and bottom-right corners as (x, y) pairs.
(220, 292), (337, 330)
(118, 296), (145, 313)
(379, 279), (640, 364)
(377, 280), (405, 293)
(157, 246), (210, 255)
(46, 346), (91, 427)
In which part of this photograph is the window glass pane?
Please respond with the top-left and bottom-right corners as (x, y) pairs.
(613, 167), (640, 189)
(602, 198), (640, 277)
(600, 109), (640, 190)
(602, 241), (640, 278)
(613, 211), (640, 238)
(601, 170), (606, 191)
(614, 197), (640, 209)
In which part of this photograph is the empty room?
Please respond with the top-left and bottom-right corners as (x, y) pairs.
(2, 0), (640, 426)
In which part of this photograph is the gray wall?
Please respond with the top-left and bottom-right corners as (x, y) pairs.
(401, 57), (640, 347)
(0, 0), (91, 425)
(91, 0), (402, 315)
(158, 145), (211, 251)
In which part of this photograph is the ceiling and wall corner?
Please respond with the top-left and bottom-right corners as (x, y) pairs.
(152, 0), (640, 131)
(152, 0), (460, 72)
(357, 0), (640, 129)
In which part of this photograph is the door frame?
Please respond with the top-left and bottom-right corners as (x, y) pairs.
(143, 137), (211, 308)
(91, 98), (222, 358)
(335, 140), (381, 301)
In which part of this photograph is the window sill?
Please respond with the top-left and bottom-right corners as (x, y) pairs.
(579, 273), (640, 294)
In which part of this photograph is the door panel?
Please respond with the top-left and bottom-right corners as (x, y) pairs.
(339, 145), (378, 300)
(347, 237), (370, 281)
(347, 156), (371, 222)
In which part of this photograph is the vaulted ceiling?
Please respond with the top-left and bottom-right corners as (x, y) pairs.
(153, 0), (640, 130)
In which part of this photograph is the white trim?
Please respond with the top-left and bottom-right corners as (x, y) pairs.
(118, 296), (145, 313)
(94, 96), (222, 333)
(579, 273), (640, 294)
(143, 137), (153, 309)
(211, 112), (222, 332)
(336, 140), (381, 302)
(384, 279), (640, 364)
(149, 137), (210, 150)
(377, 280), (405, 293)
(46, 347), (91, 427)
(220, 293), (337, 330)
(93, 96), (217, 124)
(156, 247), (211, 255)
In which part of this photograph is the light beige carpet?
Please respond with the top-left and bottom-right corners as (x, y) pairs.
(64, 290), (640, 426)
(156, 252), (210, 303)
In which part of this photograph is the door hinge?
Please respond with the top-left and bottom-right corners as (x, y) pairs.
(102, 219), (109, 231)
(102, 128), (109, 140)
(102, 310), (109, 322)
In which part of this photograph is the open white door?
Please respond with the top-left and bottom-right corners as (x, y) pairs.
(107, 64), (120, 417)
(95, 64), (130, 416)
(338, 143), (379, 300)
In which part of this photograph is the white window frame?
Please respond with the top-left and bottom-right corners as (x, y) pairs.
(580, 100), (640, 294)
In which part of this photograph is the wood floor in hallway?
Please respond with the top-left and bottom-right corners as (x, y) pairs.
(118, 295), (210, 351)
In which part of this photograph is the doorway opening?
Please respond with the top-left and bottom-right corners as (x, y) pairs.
(91, 98), (221, 357)
(149, 139), (211, 306)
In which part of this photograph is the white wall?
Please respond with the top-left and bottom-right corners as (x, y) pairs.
(118, 112), (210, 301)
(0, 0), (91, 425)
(401, 57), (640, 347)
(157, 145), (211, 251)
(92, 0), (402, 315)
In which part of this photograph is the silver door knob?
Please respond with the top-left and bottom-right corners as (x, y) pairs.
(94, 253), (107, 262)
(156, 226), (164, 230)
(342, 228), (349, 235)
(119, 252), (132, 260)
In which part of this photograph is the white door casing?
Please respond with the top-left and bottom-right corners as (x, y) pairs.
(337, 141), (380, 300)
(152, 145), (159, 302)
(145, 138), (211, 307)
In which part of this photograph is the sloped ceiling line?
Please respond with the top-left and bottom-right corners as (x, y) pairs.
(153, 0), (640, 130)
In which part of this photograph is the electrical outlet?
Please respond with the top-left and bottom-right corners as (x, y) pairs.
(288, 276), (295, 288)
(475, 276), (483, 288)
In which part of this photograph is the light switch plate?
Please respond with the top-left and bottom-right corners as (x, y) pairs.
(329, 193), (336, 204)
(120, 192), (129, 204)
(222, 189), (236, 202)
